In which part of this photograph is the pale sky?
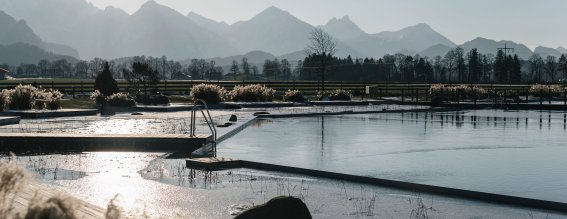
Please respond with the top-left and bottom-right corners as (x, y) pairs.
(85, 0), (567, 50)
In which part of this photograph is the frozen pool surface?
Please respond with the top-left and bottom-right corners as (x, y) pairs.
(219, 109), (567, 203)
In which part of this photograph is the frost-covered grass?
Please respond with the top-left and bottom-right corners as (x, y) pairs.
(229, 84), (275, 102)
(0, 84), (64, 111)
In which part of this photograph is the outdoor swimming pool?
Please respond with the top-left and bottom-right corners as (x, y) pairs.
(219, 109), (567, 203)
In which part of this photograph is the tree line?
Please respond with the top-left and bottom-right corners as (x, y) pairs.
(2, 50), (567, 84)
(299, 48), (567, 84)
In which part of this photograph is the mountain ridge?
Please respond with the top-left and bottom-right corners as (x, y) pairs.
(1, 0), (565, 61)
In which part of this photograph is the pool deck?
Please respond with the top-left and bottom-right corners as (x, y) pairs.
(186, 157), (567, 214)
(12, 183), (106, 218)
(0, 133), (212, 153)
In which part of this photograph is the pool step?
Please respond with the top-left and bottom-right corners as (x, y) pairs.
(186, 157), (241, 170)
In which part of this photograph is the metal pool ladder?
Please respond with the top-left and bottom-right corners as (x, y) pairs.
(190, 99), (217, 157)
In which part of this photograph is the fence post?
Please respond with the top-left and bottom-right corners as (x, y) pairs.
(417, 88), (420, 102)
(401, 89), (405, 102)
(164, 80), (167, 93)
(72, 87), (75, 99)
(525, 88), (528, 103)
(362, 81), (365, 100)
(548, 87), (552, 105)
(473, 89), (477, 106)
(51, 81), (54, 89)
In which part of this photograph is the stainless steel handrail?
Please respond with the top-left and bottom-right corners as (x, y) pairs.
(190, 99), (217, 156)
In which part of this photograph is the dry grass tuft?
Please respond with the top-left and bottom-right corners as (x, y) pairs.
(105, 194), (123, 219)
(25, 194), (78, 219)
(0, 157), (27, 218)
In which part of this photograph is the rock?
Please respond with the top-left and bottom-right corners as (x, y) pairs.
(229, 114), (237, 122)
(131, 112), (143, 116)
(234, 196), (311, 219)
(216, 123), (233, 128)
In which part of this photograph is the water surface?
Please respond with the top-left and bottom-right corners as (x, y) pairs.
(219, 109), (567, 203)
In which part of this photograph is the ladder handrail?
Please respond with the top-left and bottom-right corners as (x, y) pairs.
(190, 99), (217, 156)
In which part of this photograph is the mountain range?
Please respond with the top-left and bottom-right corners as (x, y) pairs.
(0, 0), (565, 65)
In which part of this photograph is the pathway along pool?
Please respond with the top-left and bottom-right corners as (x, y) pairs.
(219, 109), (567, 203)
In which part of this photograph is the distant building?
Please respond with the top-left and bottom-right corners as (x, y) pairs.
(0, 68), (8, 80)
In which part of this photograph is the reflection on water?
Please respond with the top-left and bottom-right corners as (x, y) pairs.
(219, 109), (567, 203)
(1, 152), (355, 218)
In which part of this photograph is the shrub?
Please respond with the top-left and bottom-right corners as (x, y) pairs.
(34, 89), (63, 110)
(429, 84), (451, 104)
(190, 84), (226, 104)
(8, 84), (38, 110)
(318, 89), (352, 101)
(90, 90), (104, 105)
(229, 84), (275, 102)
(430, 84), (487, 103)
(106, 93), (136, 107)
(529, 84), (563, 96)
(283, 90), (307, 102)
(135, 94), (171, 105)
(149, 95), (170, 105)
(454, 85), (486, 99)
(0, 89), (11, 111)
(329, 89), (352, 101)
(2, 85), (65, 110)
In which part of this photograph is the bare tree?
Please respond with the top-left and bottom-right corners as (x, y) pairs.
(305, 28), (337, 92)
(529, 54), (544, 83)
(545, 56), (557, 82)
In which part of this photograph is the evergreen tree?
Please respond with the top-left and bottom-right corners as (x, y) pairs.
(229, 60), (240, 80)
(511, 55), (522, 83)
(559, 54), (567, 80)
(241, 58), (250, 80)
(467, 48), (481, 84)
(528, 54), (544, 83)
(455, 47), (466, 82)
(251, 65), (259, 79)
(280, 59), (291, 80)
(415, 58), (427, 82)
(494, 50), (506, 83)
(544, 56), (557, 82)
(94, 62), (118, 96)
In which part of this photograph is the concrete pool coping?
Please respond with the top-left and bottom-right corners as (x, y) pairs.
(0, 116), (20, 126)
(0, 133), (212, 153)
(186, 157), (567, 214)
(0, 109), (99, 118)
(254, 107), (458, 118)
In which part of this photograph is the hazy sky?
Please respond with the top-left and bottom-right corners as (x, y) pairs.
(85, 0), (566, 49)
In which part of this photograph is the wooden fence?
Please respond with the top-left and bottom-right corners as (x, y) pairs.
(0, 79), (563, 103)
